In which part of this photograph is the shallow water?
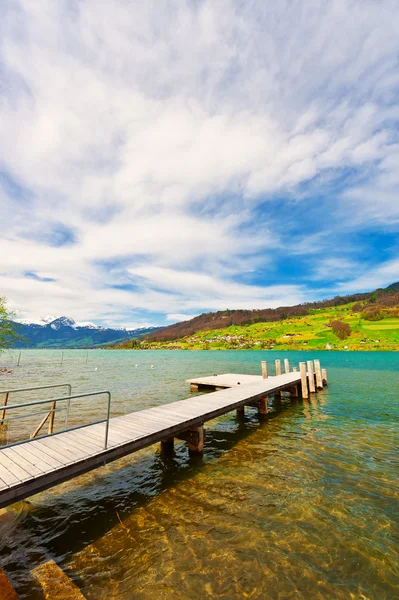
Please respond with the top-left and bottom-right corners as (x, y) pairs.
(0, 350), (398, 599)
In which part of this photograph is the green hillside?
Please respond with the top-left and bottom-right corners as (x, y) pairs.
(115, 300), (399, 351)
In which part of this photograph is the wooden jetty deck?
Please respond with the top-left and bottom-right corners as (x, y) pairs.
(0, 362), (326, 508)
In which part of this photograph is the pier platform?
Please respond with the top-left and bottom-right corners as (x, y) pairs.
(0, 361), (326, 508)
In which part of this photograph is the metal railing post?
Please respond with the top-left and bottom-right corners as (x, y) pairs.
(64, 384), (72, 429)
(104, 392), (111, 449)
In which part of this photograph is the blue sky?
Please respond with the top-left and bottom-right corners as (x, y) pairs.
(1, 0), (399, 328)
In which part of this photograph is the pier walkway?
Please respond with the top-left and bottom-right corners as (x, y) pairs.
(0, 366), (322, 508)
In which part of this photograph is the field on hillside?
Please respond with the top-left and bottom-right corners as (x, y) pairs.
(137, 303), (399, 351)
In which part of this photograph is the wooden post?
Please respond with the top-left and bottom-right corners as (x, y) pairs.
(85, 350), (89, 364)
(60, 352), (64, 366)
(261, 361), (268, 379)
(284, 358), (290, 373)
(17, 351), (21, 367)
(307, 361), (316, 393)
(236, 406), (245, 417)
(161, 437), (174, 453)
(48, 401), (56, 434)
(275, 359), (281, 376)
(190, 384), (199, 391)
(322, 368), (328, 386)
(290, 385), (298, 398)
(258, 397), (268, 415)
(188, 425), (204, 455)
(300, 362), (308, 399)
(0, 393), (9, 425)
(314, 360), (323, 390)
(293, 367), (298, 372)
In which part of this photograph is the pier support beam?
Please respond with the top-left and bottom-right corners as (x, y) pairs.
(300, 362), (309, 399)
(322, 368), (328, 386)
(314, 360), (323, 390)
(160, 437), (174, 454)
(284, 359), (290, 374)
(187, 426), (205, 455)
(307, 361), (316, 393)
(275, 360), (282, 376)
(236, 406), (245, 417)
(290, 385), (298, 399)
(190, 384), (199, 392)
(258, 397), (268, 415)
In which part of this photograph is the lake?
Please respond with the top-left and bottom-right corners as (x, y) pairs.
(0, 349), (398, 599)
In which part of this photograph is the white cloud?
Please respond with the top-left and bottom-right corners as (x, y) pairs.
(0, 0), (398, 324)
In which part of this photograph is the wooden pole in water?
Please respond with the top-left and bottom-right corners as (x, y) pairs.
(293, 366), (298, 372)
(314, 360), (323, 390)
(188, 425), (205, 455)
(48, 401), (56, 434)
(85, 350), (89, 364)
(236, 406), (245, 417)
(275, 359), (282, 376)
(300, 362), (309, 398)
(307, 361), (316, 393)
(261, 361), (268, 379)
(0, 393), (9, 425)
(284, 358), (290, 373)
(258, 397), (268, 415)
(17, 351), (21, 367)
(160, 437), (174, 453)
(322, 368), (328, 386)
(60, 352), (64, 366)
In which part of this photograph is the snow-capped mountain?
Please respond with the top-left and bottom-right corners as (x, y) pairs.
(11, 316), (161, 348)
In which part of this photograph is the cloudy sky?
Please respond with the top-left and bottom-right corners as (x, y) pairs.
(1, 0), (399, 328)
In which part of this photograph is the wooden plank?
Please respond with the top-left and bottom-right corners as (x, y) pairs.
(0, 465), (19, 487)
(4, 446), (49, 476)
(32, 440), (71, 466)
(0, 451), (31, 482)
(2, 447), (44, 478)
(16, 441), (64, 471)
(0, 477), (9, 490)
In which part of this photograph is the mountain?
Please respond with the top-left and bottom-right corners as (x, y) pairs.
(145, 283), (399, 342)
(11, 316), (160, 348)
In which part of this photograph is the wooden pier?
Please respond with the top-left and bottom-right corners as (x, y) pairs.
(0, 361), (326, 508)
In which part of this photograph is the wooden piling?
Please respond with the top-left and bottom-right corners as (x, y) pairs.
(258, 397), (268, 415)
(284, 358), (290, 373)
(275, 360), (282, 376)
(314, 360), (323, 390)
(290, 385), (298, 398)
(188, 425), (204, 455)
(190, 384), (199, 391)
(160, 437), (174, 453)
(0, 393), (9, 425)
(17, 351), (21, 367)
(261, 361), (268, 379)
(300, 362), (309, 398)
(322, 368), (328, 386)
(236, 406), (245, 417)
(48, 401), (56, 434)
(293, 367), (298, 372)
(307, 361), (316, 393)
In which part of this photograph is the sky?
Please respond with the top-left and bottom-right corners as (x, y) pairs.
(1, 0), (399, 328)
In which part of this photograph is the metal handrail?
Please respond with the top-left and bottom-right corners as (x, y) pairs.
(0, 390), (112, 450)
(0, 383), (72, 425)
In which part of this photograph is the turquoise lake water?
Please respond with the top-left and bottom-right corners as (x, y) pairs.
(0, 349), (398, 599)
